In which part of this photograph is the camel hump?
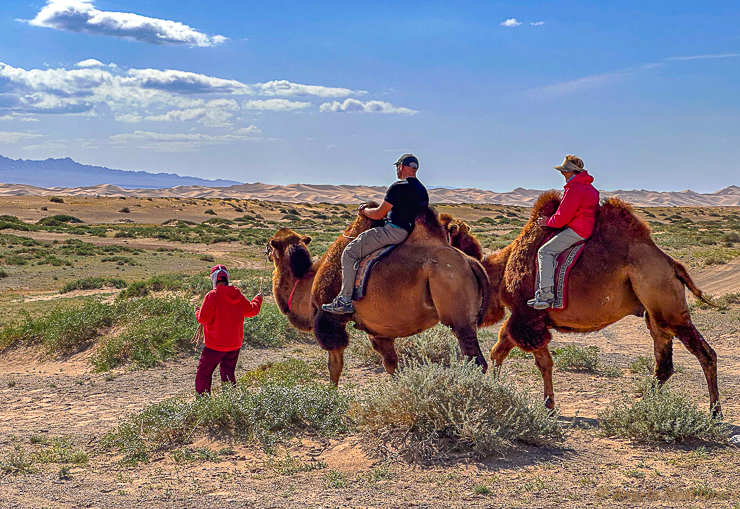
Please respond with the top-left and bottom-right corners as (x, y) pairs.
(404, 206), (449, 245)
(592, 198), (651, 241)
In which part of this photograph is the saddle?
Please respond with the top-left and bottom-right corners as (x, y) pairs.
(352, 245), (397, 301)
(535, 241), (586, 310)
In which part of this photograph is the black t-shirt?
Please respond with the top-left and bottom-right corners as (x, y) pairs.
(384, 177), (429, 233)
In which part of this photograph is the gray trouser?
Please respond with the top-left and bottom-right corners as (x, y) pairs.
(339, 223), (408, 299)
(537, 228), (585, 291)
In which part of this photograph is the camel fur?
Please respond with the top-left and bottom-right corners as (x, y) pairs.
(451, 192), (720, 415)
(268, 206), (491, 385)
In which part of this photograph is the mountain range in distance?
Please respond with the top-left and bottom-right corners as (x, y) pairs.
(0, 155), (240, 189)
(0, 155), (738, 207)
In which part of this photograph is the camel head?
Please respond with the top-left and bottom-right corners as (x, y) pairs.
(267, 228), (313, 278)
(438, 213), (483, 260)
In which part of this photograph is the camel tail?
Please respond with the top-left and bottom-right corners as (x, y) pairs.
(468, 258), (491, 326)
(673, 260), (716, 307)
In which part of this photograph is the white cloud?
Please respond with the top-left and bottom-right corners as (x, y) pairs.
(110, 125), (261, 146)
(115, 114), (142, 123)
(500, 18), (522, 27)
(530, 21), (544, 26)
(253, 80), (364, 98)
(27, 0), (226, 47)
(75, 58), (104, 68)
(0, 115), (39, 122)
(319, 99), (417, 115)
(665, 52), (740, 62)
(527, 71), (629, 97)
(0, 61), (361, 118)
(242, 99), (311, 111)
(0, 131), (44, 143)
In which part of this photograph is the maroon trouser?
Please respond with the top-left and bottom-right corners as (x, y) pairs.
(195, 346), (240, 394)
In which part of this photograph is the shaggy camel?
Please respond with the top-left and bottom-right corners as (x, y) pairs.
(439, 213), (484, 261)
(268, 206), (490, 385)
(449, 192), (720, 415)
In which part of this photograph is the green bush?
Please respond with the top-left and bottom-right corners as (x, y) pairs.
(49, 196), (64, 203)
(243, 302), (309, 347)
(102, 360), (350, 463)
(61, 277), (127, 293)
(204, 209), (217, 215)
(598, 379), (728, 443)
(92, 296), (197, 370)
(0, 268), (8, 278)
(37, 214), (83, 225)
(628, 355), (654, 375)
(355, 359), (564, 460)
(553, 345), (599, 371)
(348, 325), (461, 368)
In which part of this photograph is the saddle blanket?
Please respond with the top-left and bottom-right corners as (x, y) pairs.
(352, 244), (396, 301)
(535, 242), (586, 310)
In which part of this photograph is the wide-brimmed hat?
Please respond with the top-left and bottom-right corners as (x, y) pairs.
(554, 155), (585, 173)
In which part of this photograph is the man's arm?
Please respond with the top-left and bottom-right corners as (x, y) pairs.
(360, 201), (393, 220)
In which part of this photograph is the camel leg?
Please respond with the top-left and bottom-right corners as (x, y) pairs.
(501, 312), (554, 408)
(532, 346), (555, 410)
(490, 320), (516, 368)
(645, 313), (674, 384)
(674, 324), (721, 416)
(450, 324), (488, 373)
(369, 336), (398, 374)
(327, 347), (346, 386)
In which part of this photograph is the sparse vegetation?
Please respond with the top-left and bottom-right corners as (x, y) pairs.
(553, 344), (599, 371)
(598, 378), (728, 443)
(61, 277), (127, 293)
(355, 359), (564, 460)
(102, 359), (350, 463)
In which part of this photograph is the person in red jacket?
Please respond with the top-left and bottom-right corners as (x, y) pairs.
(193, 265), (263, 394)
(528, 155), (600, 310)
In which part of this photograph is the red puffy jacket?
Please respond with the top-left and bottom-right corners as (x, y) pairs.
(196, 285), (262, 352)
(546, 171), (600, 238)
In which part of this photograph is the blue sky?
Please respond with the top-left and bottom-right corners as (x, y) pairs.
(0, 1), (739, 192)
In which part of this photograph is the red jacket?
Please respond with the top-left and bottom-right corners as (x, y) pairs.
(196, 285), (262, 352)
(546, 171), (600, 238)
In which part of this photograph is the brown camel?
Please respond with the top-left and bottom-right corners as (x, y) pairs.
(439, 213), (484, 260)
(268, 206), (491, 385)
(449, 192), (720, 415)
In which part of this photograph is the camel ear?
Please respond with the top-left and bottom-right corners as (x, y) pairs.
(301, 236), (312, 245)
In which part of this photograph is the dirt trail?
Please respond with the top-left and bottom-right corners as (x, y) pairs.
(692, 256), (740, 296)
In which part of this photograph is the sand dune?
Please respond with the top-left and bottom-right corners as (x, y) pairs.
(0, 182), (738, 207)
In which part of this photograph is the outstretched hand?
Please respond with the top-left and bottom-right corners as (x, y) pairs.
(537, 216), (549, 227)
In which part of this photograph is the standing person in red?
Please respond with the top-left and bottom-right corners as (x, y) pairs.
(193, 265), (263, 394)
(528, 155), (600, 310)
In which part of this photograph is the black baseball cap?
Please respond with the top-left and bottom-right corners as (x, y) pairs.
(394, 154), (419, 169)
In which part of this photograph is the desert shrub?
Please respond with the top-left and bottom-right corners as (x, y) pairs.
(49, 197), (64, 203)
(600, 365), (623, 378)
(598, 379), (728, 443)
(101, 256), (138, 266)
(204, 209), (217, 215)
(0, 446), (37, 475)
(553, 344), (599, 371)
(354, 359), (564, 460)
(102, 361), (350, 463)
(200, 254), (215, 262)
(119, 207), (130, 213)
(60, 277), (127, 293)
(720, 232), (740, 243)
(267, 453), (327, 474)
(113, 230), (136, 238)
(37, 214), (83, 225)
(628, 355), (654, 375)
(348, 325), (461, 367)
(0, 268), (8, 278)
(117, 274), (210, 299)
(92, 296), (197, 370)
(31, 438), (88, 465)
(0, 300), (119, 352)
(243, 302), (309, 347)
(239, 359), (316, 386)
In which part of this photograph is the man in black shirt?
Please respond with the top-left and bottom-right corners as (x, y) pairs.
(322, 154), (429, 314)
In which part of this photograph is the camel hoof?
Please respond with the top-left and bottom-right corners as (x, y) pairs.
(711, 404), (723, 420)
(544, 396), (555, 411)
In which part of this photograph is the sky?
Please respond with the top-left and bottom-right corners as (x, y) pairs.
(0, 0), (739, 192)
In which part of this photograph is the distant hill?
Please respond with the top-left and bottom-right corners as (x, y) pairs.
(0, 155), (241, 189)
(0, 180), (738, 207)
